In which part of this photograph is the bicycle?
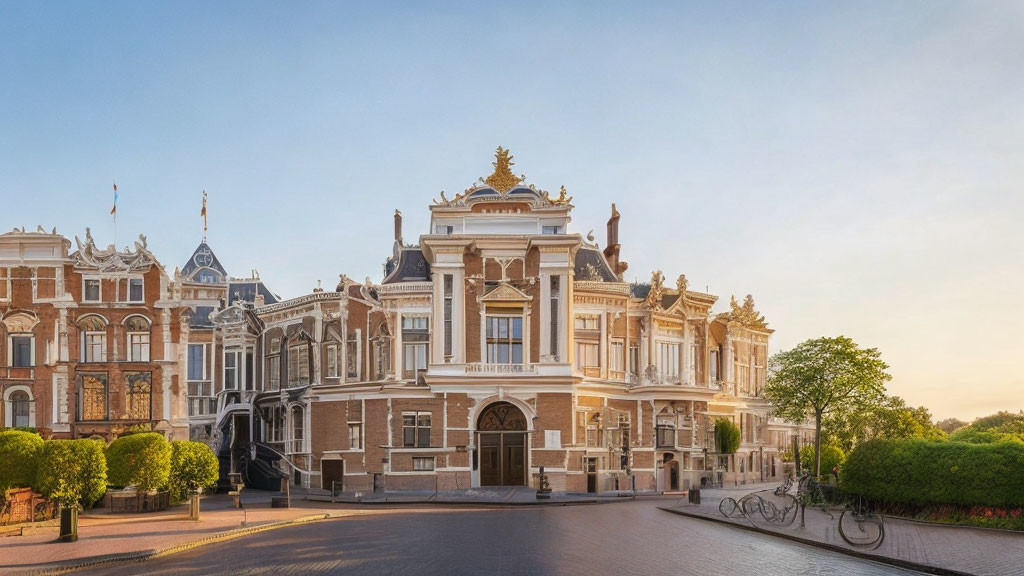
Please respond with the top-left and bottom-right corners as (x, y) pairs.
(838, 494), (885, 549)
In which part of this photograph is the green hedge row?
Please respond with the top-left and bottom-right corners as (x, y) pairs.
(841, 439), (1024, 508)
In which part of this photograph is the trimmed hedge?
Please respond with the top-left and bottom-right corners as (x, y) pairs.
(36, 439), (107, 508)
(0, 429), (44, 492)
(106, 432), (171, 492)
(841, 438), (1024, 508)
(168, 440), (219, 501)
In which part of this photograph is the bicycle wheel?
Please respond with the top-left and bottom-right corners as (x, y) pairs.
(774, 494), (800, 526)
(740, 495), (761, 518)
(757, 498), (779, 523)
(838, 509), (885, 549)
(719, 497), (740, 517)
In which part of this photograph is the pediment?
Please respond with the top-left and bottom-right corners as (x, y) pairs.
(481, 282), (532, 303)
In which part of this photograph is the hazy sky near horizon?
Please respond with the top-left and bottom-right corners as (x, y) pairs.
(1, 2), (1021, 421)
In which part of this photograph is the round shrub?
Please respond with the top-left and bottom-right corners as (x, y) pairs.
(106, 432), (171, 492)
(168, 440), (220, 501)
(841, 438), (1024, 509)
(36, 439), (107, 508)
(799, 443), (846, 476)
(0, 429), (44, 492)
(715, 418), (741, 454)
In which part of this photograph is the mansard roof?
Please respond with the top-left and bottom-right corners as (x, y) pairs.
(181, 242), (227, 280)
(382, 247), (431, 284)
(574, 246), (618, 282)
(228, 279), (280, 306)
(189, 305), (216, 329)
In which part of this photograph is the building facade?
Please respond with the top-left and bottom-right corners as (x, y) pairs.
(195, 148), (812, 494)
(0, 227), (189, 440)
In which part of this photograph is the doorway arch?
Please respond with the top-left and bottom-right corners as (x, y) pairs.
(477, 402), (527, 486)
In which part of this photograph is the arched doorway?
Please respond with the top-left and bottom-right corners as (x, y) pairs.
(477, 402), (527, 486)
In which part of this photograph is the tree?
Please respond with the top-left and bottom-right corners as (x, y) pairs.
(766, 336), (890, 477)
(0, 429), (44, 492)
(106, 432), (172, 492)
(936, 418), (968, 434)
(799, 443), (845, 478)
(715, 418), (741, 454)
(168, 441), (219, 501)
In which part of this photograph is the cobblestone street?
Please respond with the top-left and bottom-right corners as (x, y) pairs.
(78, 500), (924, 576)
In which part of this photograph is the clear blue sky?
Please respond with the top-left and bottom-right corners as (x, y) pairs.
(2, 2), (1022, 421)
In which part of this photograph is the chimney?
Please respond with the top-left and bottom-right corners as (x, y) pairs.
(254, 293), (265, 307)
(603, 203), (623, 277)
(394, 209), (403, 244)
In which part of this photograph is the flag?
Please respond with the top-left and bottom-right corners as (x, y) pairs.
(111, 181), (118, 216)
(200, 190), (207, 217)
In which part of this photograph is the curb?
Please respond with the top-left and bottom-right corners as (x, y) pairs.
(658, 507), (974, 576)
(9, 512), (359, 576)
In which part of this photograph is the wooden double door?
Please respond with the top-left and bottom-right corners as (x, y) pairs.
(479, 432), (526, 486)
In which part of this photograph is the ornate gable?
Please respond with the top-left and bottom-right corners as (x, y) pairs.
(480, 282), (532, 304)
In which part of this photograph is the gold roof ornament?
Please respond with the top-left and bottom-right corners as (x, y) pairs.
(719, 294), (769, 330)
(483, 146), (525, 192)
(551, 185), (573, 206)
(676, 274), (688, 294)
(645, 270), (666, 310)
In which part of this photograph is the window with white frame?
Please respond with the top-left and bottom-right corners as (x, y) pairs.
(575, 342), (599, 370)
(83, 278), (101, 302)
(224, 350), (241, 390)
(373, 324), (391, 380)
(402, 316), (428, 379)
(549, 276), (560, 359)
(266, 337), (281, 390)
(11, 334), (33, 367)
(403, 411), (431, 447)
(128, 277), (144, 302)
(629, 344), (640, 376)
(8, 390), (32, 427)
(412, 456), (435, 471)
(290, 405), (305, 453)
(348, 422), (362, 450)
(485, 316), (522, 364)
(346, 333), (359, 379)
(709, 349), (720, 382)
(442, 275), (453, 358)
(288, 342), (310, 386)
(326, 343), (338, 378)
(574, 314), (599, 330)
(125, 316), (150, 362)
(609, 340), (624, 373)
(657, 342), (680, 380)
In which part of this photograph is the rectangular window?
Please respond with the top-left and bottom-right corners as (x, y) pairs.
(657, 342), (680, 380)
(609, 341), (624, 373)
(78, 373), (108, 421)
(443, 275), (453, 358)
(245, 350), (254, 390)
(709, 349), (719, 382)
(224, 350), (239, 390)
(403, 412), (431, 447)
(267, 356), (280, 390)
(434, 225), (454, 235)
(128, 333), (150, 362)
(125, 371), (152, 420)
(542, 225), (562, 234)
(83, 332), (106, 363)
(574, 315), (599, 330)
(412, 456), (435, 471)
(83, 278), (101, 302)
(550, 276), (559, 359)
(346, 336), (359, 379)
(485, 316), (523, 364)
(402, 315), (429, 379)
(629, 345), (640, 376)
(288, 344), (309, 386)
(575, 342), (599, 369)
(348, 423), (362, 450)
(326, 344), (338, 378)
(187, 344), (206, 380)
(128, 278), (144, 302)
(11, 335), (32, 367)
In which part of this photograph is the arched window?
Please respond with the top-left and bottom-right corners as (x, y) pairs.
(124, 316), (151, 362)
(10, 390), (31, 428)
(125, 372), (152, 420)
(4, 312), (37, 368)
(77, 315), (108, 363)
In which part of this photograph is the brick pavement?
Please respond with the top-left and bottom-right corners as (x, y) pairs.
(662, 484), (1024, 576)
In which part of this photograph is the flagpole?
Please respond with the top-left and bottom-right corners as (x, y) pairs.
(201, 191), (208, 243)
(111, 180), (119, 248)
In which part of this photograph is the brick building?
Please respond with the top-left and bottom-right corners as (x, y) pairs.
(197, 148), (813, 494)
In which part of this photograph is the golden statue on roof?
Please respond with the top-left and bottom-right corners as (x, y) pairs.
(719, 294), (769, 330)
(483, 146), (524, 192)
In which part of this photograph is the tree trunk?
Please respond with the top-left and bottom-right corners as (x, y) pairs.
(814, 410), (823, 478)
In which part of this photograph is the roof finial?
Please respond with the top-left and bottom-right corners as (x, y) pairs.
(200, 191), (208, 243)
(483, 146), (524, 192)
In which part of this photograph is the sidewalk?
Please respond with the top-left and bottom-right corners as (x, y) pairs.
(0, 487), (632, 575)
(661, 485), (1024, 576)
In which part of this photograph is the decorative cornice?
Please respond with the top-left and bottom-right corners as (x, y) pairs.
(71, 228), (158, 273)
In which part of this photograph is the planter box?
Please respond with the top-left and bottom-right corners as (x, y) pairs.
(106, 489), (171, 513)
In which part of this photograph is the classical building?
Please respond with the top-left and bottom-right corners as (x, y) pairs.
(0, 227), (188, 439)
(195, 148), (812, 494)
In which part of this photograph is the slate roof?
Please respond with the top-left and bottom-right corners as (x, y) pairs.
(228, 280), (280, 306)
(630, 282), (651, 299)
(573, 247), (618, 282)
(189, 306), (216, 329)
(181, 242), (228, 280)
(382, 248), (431, 284)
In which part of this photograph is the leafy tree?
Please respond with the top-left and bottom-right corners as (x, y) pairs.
(0, 429), (44, 492)
(799, 443), (845, 478)
(714, 418), (741, 454)
(936, 418), (968, 434)
(106, 432), (171, 492)
(766, 336), (890, 477)
(168, 441), (220, 501)
(36, 440), (107, 508)
(971, 411), (1024, 434)
(825, 395), (945, 452)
